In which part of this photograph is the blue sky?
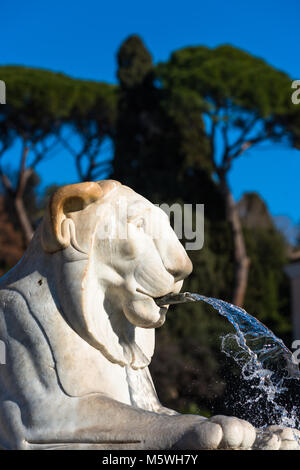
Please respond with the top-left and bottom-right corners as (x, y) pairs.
(1, 0), (300, 227)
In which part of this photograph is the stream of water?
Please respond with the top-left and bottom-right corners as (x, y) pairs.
(156, 292), (300, 429)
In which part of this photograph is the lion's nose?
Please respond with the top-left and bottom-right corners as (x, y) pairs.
(155, 236), (193, 282)
(167, 253), (193, 282)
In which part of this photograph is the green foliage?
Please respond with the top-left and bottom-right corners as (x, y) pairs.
(244, 226), (291, 339)
(0, 66), (78, 140)
(113, 36), (209, 200)
(68, 79), (117, 137)
(157, 45), (300, 168)
(158, 85), (211, 173)
(0, 65), (118, 248)
(0, 65), (117, 148)
(158, 45), (294, 118)
(117, 35), (153, 89)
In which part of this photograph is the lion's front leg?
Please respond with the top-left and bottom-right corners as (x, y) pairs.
(56, 397), (256, 450)
(24, 395), (258, 450)
(24, 394), (213, 450)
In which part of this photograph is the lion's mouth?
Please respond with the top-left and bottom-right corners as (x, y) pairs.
(136, 287), (169, 308)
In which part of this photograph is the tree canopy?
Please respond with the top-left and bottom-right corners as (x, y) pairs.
(156, 45), (300, 307)
(158, 45), (300, 157)
(0, 65), (117, 243)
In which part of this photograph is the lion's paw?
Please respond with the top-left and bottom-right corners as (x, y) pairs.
(253, 425), (300, 450)
(175, 415), (256, 450)
(207, 415), (256, 449)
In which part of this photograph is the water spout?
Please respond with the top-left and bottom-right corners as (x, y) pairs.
(156, 292), (300, 429)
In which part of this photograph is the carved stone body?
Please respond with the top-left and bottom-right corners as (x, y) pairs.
(0, 180), (298, 450)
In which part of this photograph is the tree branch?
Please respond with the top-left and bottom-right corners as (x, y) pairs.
(0, 169), (14, 196)
(228, 115), (260, 153)
(16, 142), (31, 199)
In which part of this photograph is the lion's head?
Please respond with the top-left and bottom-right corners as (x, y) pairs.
(41, 180), (192, 369)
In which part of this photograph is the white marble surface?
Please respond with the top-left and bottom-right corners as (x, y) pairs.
(0, 180), (298, 449)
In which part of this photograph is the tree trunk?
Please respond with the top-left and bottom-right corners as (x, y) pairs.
(219, 175), (250, 307)
(0, 142), (34, 246)
(14, 196), (34, 246)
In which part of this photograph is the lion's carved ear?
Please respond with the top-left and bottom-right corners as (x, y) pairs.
(41, 180), (121, 253)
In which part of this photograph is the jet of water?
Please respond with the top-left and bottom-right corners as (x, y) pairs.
(156, 292), (300, 429)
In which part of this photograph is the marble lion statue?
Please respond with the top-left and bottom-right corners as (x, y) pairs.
(0, 180), (298, 450)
